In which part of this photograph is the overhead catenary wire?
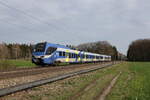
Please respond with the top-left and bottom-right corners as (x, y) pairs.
(0, 19), (39, 32)
(0, 0), (82, 46)
(0, 1), (57, 34)
(0, 0), (73, 34)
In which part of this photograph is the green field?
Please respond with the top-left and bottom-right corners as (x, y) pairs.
(107, 62), (150, 100)
(2, 62), (150, 100)
(17, 62), (150, 100)
(11, 63), (124, 100)
(0, 60), (35, 70)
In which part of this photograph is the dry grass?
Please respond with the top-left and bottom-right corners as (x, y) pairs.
(1, 63), (124, 100)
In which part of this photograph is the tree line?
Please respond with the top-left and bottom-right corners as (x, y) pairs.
(69, 41), (124, 61)
(127, 39), (150, 61)
(0, 41), (126, 60)
(0, 43), (32, 59)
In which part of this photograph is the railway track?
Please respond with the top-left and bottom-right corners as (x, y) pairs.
(0, 63), (104, 80)
(0, 62), (119, 97)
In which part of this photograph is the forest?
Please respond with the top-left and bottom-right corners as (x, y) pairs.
(0, 41), (124, 60)
(127, 39), (150, 61)
(67, 41), (124, 61)
(0, 43), (32, 59)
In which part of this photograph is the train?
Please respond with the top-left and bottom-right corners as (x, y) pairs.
(32, 42), (111, 65)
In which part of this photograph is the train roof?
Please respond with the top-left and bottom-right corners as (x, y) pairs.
(42, 42), (111, 57)
(46, 42), (71, 49)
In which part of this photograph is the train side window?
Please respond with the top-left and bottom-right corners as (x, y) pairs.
(69, 53), (72, 58)
(72, 53), (74, 58)
(90, 55), (92, 59)
(83, 54), (84, 58)
(74, 54), (76, 58)
(86, 55), (88, 58)
(89, 55), (91, 59)
(83, 54), (85, 58)
(63, 52), (66, 56)
(73, 53), (75, 58)
(81, 54), (83, 58)
(59, 52), (62, 56)
(75, 54), (78, 58)
(96, 56), (99, 59)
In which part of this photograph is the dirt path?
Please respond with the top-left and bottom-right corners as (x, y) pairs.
(68, 73), (114, 100)
(68, 78), (98, 100)
(96, 72), (122, 100)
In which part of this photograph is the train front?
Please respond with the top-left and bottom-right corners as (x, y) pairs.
(32, 42), (46, 65)
(32, 42), (57, 65)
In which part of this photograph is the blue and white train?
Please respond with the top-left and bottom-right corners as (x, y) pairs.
(32, 42), (111, 65)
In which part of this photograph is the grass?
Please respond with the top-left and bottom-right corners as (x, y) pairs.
(107, 62), (150, 100)
(22, 62), (150, 100)
(4, 62), (150, 100)
(0, 59), (35, 70)
(20, 63), (125, 100)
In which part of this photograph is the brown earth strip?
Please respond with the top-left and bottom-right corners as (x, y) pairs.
(0, 63), (106, 80)
(68, 78), (98, 100)
(96, 72), (122, 100)
(0, 63), (112, 89)
(68, 74), (114, 100)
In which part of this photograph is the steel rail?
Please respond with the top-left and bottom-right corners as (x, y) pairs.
(0, 62), (118, 97)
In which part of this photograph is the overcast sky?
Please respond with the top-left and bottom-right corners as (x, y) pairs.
(0, 0), (150, 54)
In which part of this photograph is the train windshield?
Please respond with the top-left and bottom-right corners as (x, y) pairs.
(34, 43), (46, 52)
(46, 47), (57, 55)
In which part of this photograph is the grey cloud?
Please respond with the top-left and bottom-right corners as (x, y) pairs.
(0, 0), (150, 54)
